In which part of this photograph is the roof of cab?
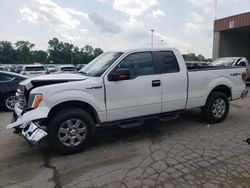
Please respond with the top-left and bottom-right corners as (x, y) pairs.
(109, 47), (178, 53)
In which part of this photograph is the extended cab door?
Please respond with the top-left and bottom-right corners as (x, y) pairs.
(154, 50), (188, 112)
(104, 51), (162, 121)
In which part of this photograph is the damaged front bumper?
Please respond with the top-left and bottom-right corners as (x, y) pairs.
(20, 121), (47, 144)
(7, 104), (50, 144)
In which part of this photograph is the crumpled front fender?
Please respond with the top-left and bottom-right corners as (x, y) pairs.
(6, 105), (50, 129)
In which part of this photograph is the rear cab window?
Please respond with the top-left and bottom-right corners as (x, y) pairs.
(155, 51), (180, 74)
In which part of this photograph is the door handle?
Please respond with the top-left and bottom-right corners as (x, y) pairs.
(152, 80), (161, 87)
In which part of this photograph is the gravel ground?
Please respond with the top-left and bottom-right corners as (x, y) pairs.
(0, 86), (250, 188)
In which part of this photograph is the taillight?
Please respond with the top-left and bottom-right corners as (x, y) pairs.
(22, 72), (26, 75)
(242, 72), (247, 82)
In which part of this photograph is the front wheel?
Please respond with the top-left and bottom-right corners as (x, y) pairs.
(48, 108), (96, 154)
(201, 92), (229, 124)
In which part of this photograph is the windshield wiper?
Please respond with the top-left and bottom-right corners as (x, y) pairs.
(79, 71), (87, 75)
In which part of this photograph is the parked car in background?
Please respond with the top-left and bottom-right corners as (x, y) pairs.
(57, 65), (77, 73)
(14, 65), (23, 74)
(0, 66), (6, 71)
(0, 71), (27, 111)
(6, 65), (15, 72)
(20, 65), (48, 77)
(210, 57), (250, 81)
(46, 65), (58, 73)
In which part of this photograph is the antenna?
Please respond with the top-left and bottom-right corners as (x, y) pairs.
(215, 0), (218, 19)
(150, 29), (154, 48)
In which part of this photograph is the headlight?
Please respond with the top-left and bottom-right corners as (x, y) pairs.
(28, 94), (43, 108)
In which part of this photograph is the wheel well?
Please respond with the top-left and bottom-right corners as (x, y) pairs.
(209, 85), (232, 99)
(47, 101), (100, 124)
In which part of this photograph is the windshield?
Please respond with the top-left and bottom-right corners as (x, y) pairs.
(210, 58), (236, 66)
(25, 66), (45, 71)
(60, 67), (76, 72)
(79, 52), (123, 77)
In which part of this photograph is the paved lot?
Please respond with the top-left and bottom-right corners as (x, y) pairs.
(0, 86), (250, 188)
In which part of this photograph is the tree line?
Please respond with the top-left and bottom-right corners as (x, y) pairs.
(0, 38), (211, 64)
(183, 53), (212, 62)
(0, 38), (103, 64)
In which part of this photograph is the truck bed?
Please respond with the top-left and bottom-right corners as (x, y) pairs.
(186, 62), (244, 71)
(186, 65), (246, 109)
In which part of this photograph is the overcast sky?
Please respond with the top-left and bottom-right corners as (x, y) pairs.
(0, 0), (250, 58)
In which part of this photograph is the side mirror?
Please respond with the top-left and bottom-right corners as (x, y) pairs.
(108, 68), (130, 81)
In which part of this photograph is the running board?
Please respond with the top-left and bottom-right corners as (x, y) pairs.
(118, 119), (144, 129)
(158, 113), (180, 121)
(101, 112), (181, 129)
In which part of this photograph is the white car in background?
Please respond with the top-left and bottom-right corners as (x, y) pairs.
(0, 66), (6, 71)
(46, 65), (57, 73)
(210, 57), (250, 81)
(57, 65), (77, 73)
(20, 65), (48, 77)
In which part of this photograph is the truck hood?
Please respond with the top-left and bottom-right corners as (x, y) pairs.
(20, 73), (88, 90)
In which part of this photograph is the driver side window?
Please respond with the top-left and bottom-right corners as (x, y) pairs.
(118, 52), (155, 79)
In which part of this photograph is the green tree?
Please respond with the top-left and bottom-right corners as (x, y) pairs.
(183, 53), (201, 61)
(47, 38), (103, 64)
(0, 39), (104, 65)
(62, 42), (74, 64)
(84, 45), (94, 55)
(0, 41), (14, 64)
(31, 50), (48, 63)
(15, 41), (35, 63)
(93, 48), (103, 57)
(48, 38), (75, 64)
(48, 38), (64, 64)
(198, 54), (205, 61)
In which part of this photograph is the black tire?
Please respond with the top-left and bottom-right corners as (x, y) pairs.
(2, 92), (17, 111)
(48, 108), (96, 154)
(201, 92), (229, 124)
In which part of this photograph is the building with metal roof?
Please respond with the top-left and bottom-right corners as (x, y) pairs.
(213, 12), (250, 60)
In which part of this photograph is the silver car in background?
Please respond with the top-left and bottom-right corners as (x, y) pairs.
(210, 57), (250, 81)
(57, 65), (77, 73)
(0, 66), (6, 71)
(20, 65), (48, 77)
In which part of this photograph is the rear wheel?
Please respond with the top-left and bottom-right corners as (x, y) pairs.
(201, 92), (229, 124)
(48, 108), (96, 154)
(2, 93), (17, 111)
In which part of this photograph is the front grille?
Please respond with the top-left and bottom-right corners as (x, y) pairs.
(16, 86), (27, 109)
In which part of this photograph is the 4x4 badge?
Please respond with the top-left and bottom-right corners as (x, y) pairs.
(230, 73), (241, 76)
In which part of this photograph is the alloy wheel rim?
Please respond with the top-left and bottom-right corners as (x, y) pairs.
(5, 96), (17, 110)
(212, 98), (226, 118)
(58, 119), (87, 147)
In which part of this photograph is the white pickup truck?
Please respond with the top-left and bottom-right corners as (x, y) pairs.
(7, 48), (248, 154)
